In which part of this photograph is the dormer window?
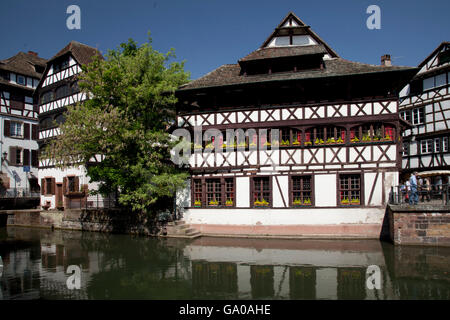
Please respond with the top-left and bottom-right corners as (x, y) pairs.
(54, 58), (70, 73)
(17, 75), (25, 85)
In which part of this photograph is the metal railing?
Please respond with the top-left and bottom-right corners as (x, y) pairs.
(0, 188), (40, 198)
(389, 184), (450, 205)
(66, 198), (118, 210)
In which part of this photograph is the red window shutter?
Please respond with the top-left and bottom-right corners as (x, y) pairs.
(4, 120), (10, 137)
(31, 150), (38, 167)
(32, 124), (38, 140)
(51, 178), (56, 195)
(23, 149), (30, 166)
(41, 178), (45, 195)
(24, 123), (30, 139)
(9, 146), (16, 165)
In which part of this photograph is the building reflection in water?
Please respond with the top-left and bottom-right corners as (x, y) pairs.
(1, 227), (450, 300)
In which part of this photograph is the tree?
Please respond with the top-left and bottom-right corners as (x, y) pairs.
(43, 37), (190, 214)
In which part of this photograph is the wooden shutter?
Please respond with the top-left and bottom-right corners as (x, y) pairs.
(74, 176), (80, 192)
(63, 177), (68, 195)
(41, 178), (46, 195)
(31, 150), (38, 167)
(24, 123), (30, 139)
(9, 146), (16, 165)
(4, 120), (10, 137)
(51, 178), (56, 195)
(23, 149), (30, 166)
(32, 124), (38, 140)
(81, 184), (89, 195)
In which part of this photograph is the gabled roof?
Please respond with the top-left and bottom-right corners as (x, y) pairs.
(239, 44), (328, 62)
(418, 41), (450, 68)
(49, 41), (102, 65)
(0, 51), (47, 78)
(258, 12), (339, 58)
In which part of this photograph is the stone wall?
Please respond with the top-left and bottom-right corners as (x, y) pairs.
(5, 209), (163, 236)
(388, 204), (450, 246)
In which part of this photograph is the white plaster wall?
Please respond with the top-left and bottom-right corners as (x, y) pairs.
(364, 172), (382, 206)
(183, 207), (385, 226)
(272, 175), (288, 208)
(316, 268), (338, 299)
(314, 174), (337, 207)
(1, 116), (39, 190)
(236, 177), (250, 207)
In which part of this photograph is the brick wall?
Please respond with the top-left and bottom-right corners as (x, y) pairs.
(388, 205), (450, 246)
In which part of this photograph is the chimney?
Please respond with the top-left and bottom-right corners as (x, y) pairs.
(27, 51), (38, 57)
(381, 54), (391, 66)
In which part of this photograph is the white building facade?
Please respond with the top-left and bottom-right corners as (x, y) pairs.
(399, 42), (450, 180)
(0, 51), (46, 200)
(174, 13), (418, 238)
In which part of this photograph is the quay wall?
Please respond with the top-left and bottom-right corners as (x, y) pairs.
(388, 204), (450, 246)
(3, 209), (162, 236)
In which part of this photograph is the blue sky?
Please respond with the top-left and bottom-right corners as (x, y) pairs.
(1, 0), (449, 79)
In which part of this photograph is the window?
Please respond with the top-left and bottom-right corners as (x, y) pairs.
(53, 58), (69, 73)
(55, 85), (69, 99)
(40, 91), (54, 104)
(39, 117), (53, 130)
(435, 138), (441, 153)
(55, 114), (65, 125)
(17, 75), (25, 85)
(423, 73), (448, 90)
(291, 176), (313, 206)
(252, 177), (271, 207)
(16, 148), (22, 165)
(71, 81), (79, 94)
(206, 179), (221, 206)
(68, 176), (76, 192)
(438, 49), (450, 66)
(191, 177), (235, 208)
(420, 139), (433, 154)
(45, 178), (53, 195)
(10, 121), (22, 137)
(225, 178), (234, 206)
(402, 143), (409, 156)
(443, 137), (448, 152)
(400, 110), (411, 123)
(339, 174), (361, 205)
(412, 107), (425, 125)
(193, 179), (202, 206)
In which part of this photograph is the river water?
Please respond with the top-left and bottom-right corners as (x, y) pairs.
(0, 226), (449, 300)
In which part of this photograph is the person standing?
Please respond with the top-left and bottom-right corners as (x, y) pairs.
(409, 172), (419, 205)
(422, 177), (431, 202)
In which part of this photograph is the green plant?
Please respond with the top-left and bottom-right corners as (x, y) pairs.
(341, 197), (349, 204)
(336, 137), (344, 144)
(205, 143), (214, 149)
(237, 141), (248, 148)
(304, 198), (311, 205)
(304, 141), (312, 146)
(292, 139), (300, 145)
(351, 197), (360, 204)
(384, 134), (392, 141)
(263, 141), (271, 147)
(225, 199), (233, 206)
(194, 143), (203, 149)
(194, 200), (202, 207)
(351, 137), (359, 143)
(293, 198), (302, 205)
(281, 140), (290, 146)
(326, 137), (336, 144)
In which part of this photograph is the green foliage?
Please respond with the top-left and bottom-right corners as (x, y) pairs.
(42, 35), (190, 214)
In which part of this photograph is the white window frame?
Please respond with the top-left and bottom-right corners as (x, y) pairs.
(412, 107), (424, 125)
(10, 121), (23, 138)
(443, 137), (448, 152)
(420, 139), (433, 154)
(434, 138), (441, 153)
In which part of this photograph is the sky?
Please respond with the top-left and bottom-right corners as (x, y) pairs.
(1, 0), (449, 80)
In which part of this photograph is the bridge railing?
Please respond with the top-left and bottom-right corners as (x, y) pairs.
(389, 184), (450, 205)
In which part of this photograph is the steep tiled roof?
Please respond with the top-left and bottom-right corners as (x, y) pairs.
(50, 41), (101, 65)
(239, 45), (328, 62)
(0, 51), (47, 78)
(179, 58), (417, 91)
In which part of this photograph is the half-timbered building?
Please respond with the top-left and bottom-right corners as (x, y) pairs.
(174, 12), (418, 238)
(0, 51), (46, 197)
(399, 42), (450, 181)
(35, 41), (104, 210)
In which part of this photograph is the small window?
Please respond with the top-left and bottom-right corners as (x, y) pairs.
(45, 178), (53, 195)
(402, 143), (409, 157)
(291, 176), (313, 206)
(412, 107), (425, 125)
(435, 138), (441, 153)
(55, 85), (69, 99)
(225, 178), (234, 207)
(10, 121), (22, 137)
(68, 176), (76, 192)
(40, 91), (54, 104)
(206, 179), (221, 206)
(193, 179), (202, 207)
(252, 177), (271, 207)
(17, 75), (25, 85)
(339, 174), (361, 206)
(420, 139), (433, 154)
(443, 137), (448, 152)
(15, 148), (22, 165)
